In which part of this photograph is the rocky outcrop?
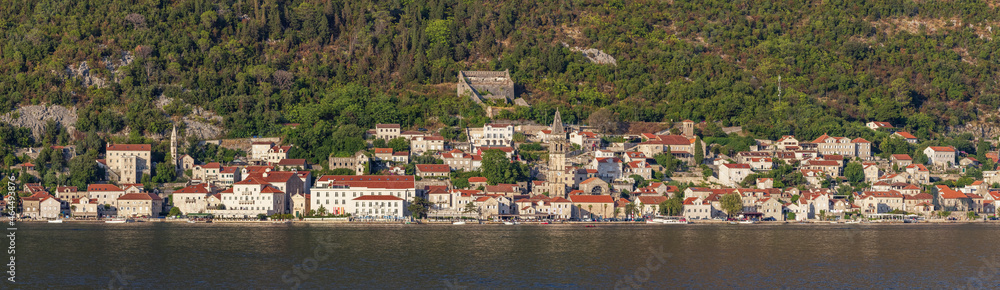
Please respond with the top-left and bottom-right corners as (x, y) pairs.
(562, 42), (617, 65)
(64, 51), (134, 88)
(946, 123), (1000, 139)
(0, 105), (78, 138)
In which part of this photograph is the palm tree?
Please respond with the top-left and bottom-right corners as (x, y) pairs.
(625, 202), (638, 219)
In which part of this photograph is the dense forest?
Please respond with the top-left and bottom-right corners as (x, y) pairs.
(2, 0), (1000, 155)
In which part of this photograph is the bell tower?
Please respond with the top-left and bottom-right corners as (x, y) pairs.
(170, 124), (179, 173)
(547, 110), (568, 197)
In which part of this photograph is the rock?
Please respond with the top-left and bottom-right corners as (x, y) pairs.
(0, 105), (78, 138)
(562, 42), (617, 65)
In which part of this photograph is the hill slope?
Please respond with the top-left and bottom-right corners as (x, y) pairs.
(2, 0), (999, 144)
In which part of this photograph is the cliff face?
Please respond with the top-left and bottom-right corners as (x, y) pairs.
(0, 105), (78, 138)
(946, 123), (1000, 140)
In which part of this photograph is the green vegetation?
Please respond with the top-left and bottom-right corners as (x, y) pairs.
(720, 193), (743, 218)
(1, 0), (997, 153)
(481, 149), (528, 185)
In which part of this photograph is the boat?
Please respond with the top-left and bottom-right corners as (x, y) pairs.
(739, 220), (756, 224)
(728, 221), (739, 225)
(452, 221), (466, 225)
(105, 218), (132, 224)
(504, 222), (518, 225)
(47, 220), (63, 223)
(187, 220), (196, 224)
(648, 216), (691, 224)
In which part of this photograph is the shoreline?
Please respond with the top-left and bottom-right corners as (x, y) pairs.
(20, 219), (1000, 225)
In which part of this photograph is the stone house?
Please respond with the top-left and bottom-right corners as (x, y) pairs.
(923, 146), (957, 168)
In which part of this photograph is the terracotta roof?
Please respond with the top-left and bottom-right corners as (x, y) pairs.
(580, 177), (603, 184)
(392, 151), (409, 156)
(317, 175), (415, 189)
(569, 195), (614, 203)
(260, 185), (284, 194)
(894, 132), (918, 139)
(860, 191), (904, 199)
(416, 164), (450, 173)
(198, 162), (222, 169)
(485, 184), (519, 193)
(117, 192), (162, 201)
(277, 159), (307, 166)
(906, 193), (934, 200)
(468, 177), (488, 183)
(637, 196), (667, 205)
(353, 195), (403, 201)
(374, 148), (393, 154)
(807, 160), (841, 166)
(927, 146), (955, 152)
(236, 176), (271, 185)
(88, 184), (124, 192)
(173, 184), (211, 194)
(375, 124), (401, 129)
(722, 163), (751, 169)
(906, 164), (929, 171)
(892, 154), (912, 160)
(936, 185), (967, 199)
(851, 138), (870, 143)
(106, 144), (151, 151)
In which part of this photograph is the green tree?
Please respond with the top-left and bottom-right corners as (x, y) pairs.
(462, 202), (478, 215)
(694, 138), (704, 165)
(408, 197), (432, 219)
(720, 193), (743, 218)
(387, 137), (410, 153)
(168, 207), (182, 217)
(844, 162), (865, 185)
(786, 212), (796, 221)
(481, 149), (526, 185)
(659, 197), (683, 216)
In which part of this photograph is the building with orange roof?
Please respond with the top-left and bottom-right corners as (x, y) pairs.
(569, 195), (615, 219)
(415, 164), (450, 178)
(933, 185), (975, 212)
(171, 183), (215, 215)
(87, 184), (126, 207)
(923, 146), (957, 168)
(892, 131), (918, 143)
(904, 164), (930, 184)
(115, 192), (163, 217)
(810, 134), (872, 160)
(105, 143), (152, 184)
(866, 121), (894, 130)
(311, 175), (419, 216)
(634, 134), (707, 165)
(719, 163), (752, 187)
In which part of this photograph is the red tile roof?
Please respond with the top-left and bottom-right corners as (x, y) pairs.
(317, 175), (415, 189)
(570, 195), (614, 203)
(722, 163), (751, 169)
(637, 196), (667, 205)
(894, 132), (917, 139)
(277, 159), (307, 166)
(468, 177), (487, 183)
(106, 144), (151, 151)
(88, 184), (124, 192)
(416, 164), (450, 173)
(173, 184), (211, 194)
(117, 192), (162, 201)
(376, 124), (401, 129)
(927, 146), (955, 152)
(374, 148), (393, 154)
(892, 154), (913, 160)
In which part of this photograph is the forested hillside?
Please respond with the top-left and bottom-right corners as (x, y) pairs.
(2, 0), (1000, 144)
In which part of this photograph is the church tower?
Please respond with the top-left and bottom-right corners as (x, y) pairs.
(547, 110), (569, 197)
(170, 124), (179, 173)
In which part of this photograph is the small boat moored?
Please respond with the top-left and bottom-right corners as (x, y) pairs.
(452, 221), (467, 225)
(48, 219), (63, 223)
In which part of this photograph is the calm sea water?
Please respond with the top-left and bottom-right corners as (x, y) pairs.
(10, 222), (1000, 289)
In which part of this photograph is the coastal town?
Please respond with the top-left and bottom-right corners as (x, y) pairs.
(4, 73), (999, 224)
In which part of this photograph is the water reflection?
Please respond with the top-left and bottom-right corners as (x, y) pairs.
(16, 223), (1000, 288)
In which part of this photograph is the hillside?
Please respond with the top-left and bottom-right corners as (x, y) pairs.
(2, 0), (999, 145)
